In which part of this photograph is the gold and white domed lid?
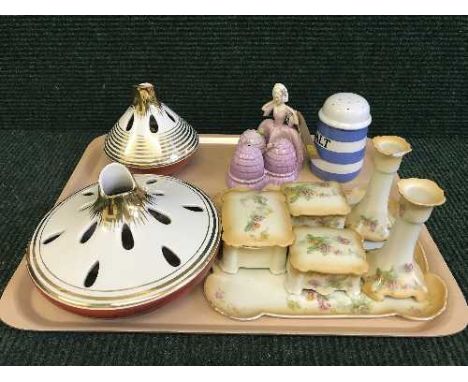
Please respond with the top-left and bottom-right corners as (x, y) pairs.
(27, 163), (220, 316)
(104, 83), (199, 171)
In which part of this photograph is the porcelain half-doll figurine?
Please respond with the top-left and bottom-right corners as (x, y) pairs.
(258, 83), (305, 167)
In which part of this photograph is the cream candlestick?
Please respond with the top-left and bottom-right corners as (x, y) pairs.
(346, 136), (412, 242)
(363, 178), (446, 302)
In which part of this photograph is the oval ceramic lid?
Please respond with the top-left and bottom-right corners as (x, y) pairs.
(27, 163), (220, 312)
(318, 92), (372, 130)
(104, 83), (199, 169)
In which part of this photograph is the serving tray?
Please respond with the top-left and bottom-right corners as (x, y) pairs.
(0, 134), (466, 336)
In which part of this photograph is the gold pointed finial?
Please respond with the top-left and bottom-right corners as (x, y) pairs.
(133, 82), (160, 115)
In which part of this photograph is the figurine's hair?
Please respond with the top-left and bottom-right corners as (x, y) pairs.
(272, 83), (289, 103)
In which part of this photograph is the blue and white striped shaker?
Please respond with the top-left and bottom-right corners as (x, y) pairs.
(310, 93), (371, 183)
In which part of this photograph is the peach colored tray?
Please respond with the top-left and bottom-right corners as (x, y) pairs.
(1, 134), (467, 336)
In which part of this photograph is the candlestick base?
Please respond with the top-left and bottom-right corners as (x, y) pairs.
(347, 213), (393, 242)
(363, 251), (428, 302)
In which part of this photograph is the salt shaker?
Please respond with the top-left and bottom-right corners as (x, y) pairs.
(311, 93), (371, 182)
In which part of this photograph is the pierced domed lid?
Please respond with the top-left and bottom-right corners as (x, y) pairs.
(104, 83), (199, 171)
(27, 163), (220, 316)
(318, 92), (372, 130)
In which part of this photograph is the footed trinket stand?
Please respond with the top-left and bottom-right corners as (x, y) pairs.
(206, 174), (448, 321)
(363, 179), (446, 302)
(346, 136), (412, 242)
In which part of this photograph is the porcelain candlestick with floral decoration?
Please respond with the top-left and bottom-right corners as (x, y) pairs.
(363, 178), (446, 302)
(346, 136), (412, 242)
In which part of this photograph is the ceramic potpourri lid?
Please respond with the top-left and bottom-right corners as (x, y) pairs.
(27, 163), (220, 317)
(104, 83), (199, 173)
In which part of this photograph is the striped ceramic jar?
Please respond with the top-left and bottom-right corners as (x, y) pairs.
(311, 93), (371, 182)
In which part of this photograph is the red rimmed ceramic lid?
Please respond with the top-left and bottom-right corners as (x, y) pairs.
(27, 163), (220, 317)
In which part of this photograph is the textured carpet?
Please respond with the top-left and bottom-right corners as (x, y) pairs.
(0, 16), (467, 365)
(0, 16), (466, 138)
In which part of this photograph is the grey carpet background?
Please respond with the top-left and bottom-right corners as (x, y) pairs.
(0, 16), (466, 137)
(0, 16), (466, 365)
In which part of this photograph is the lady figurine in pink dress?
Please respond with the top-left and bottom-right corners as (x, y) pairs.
(258, 83), (305, 167)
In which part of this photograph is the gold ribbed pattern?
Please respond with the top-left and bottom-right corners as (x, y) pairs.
(104, 103), (199, 169)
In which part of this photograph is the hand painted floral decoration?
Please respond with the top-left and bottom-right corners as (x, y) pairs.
(241, 194), (273, 239)
(285, 183), (338, 203)
(304, 234), (359, 257)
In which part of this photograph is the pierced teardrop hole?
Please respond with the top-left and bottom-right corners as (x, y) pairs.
(80, 221), (98, 244)
(82, 191), (94, 197)
(84, 262), (99, 288)
(183, 206), (203, 212)
(149, 115), (159, 133)
(146, 179), (158, 185)
(121, 224), (134, 250)
(79, 201), (94, 212)
(43, 231), (63, 245)
(166, 111), (176, 122)
(148, 208), (171, 225)
(162, 246), (181, 267)
(126, 115), (134, 131)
